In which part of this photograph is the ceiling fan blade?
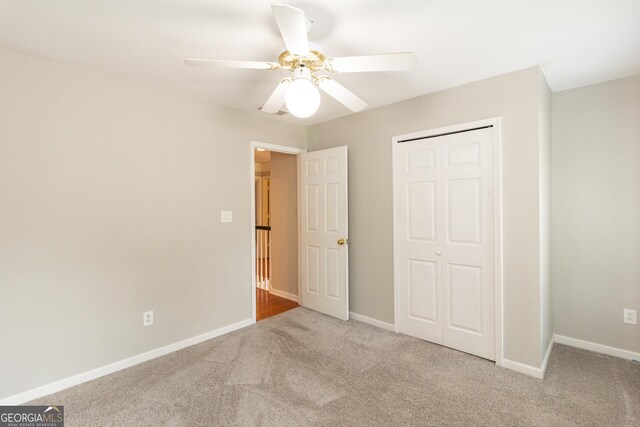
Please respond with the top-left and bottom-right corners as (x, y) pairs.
(184, 58), (277, 70)
(317, 78), (368, 112)
(326, 52), (416, 73)
(261, 79), (291, 114)
(271, 4), (310, 57)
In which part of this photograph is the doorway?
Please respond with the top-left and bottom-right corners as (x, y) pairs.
(392, 119), (503, 363)
(251, 143), (305, 322)
(250, 142), (351, 324)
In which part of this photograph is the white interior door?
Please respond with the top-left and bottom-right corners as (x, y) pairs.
(299, 146), (349, 320)
(394, 127), (495, 360)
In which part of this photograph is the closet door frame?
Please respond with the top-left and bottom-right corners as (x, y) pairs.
(391, 117), (504, 367)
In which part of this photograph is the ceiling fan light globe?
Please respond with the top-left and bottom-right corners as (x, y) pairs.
(285, 78), (320, 118)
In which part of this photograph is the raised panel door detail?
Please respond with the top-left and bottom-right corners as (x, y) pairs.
(408, 259), (438, 322)
(446, 142), (480, 167)
(407, 149), (435, 170)
(306, 159), (320, 176)
(325, 183), (339, 233)
(407, 182), (436, 241)
(307, 246), (320, 294)
(299, 146), (349, 321)
(447, 264), (482, 334)
(447, 178), (481, 245)
(325, 157), (339, 175)
(326, 248), (340, 299)
(306, 185), (319, 232)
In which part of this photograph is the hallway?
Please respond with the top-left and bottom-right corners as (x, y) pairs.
(256, 288), (298, 321)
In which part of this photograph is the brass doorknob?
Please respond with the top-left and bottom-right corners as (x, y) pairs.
(337, 238), (348, 246)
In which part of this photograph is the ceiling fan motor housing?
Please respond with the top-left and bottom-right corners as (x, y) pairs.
(278, 48), (326, 71)
(292, 67), (313, 81)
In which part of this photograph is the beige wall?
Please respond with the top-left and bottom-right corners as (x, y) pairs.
(0, 46), (306, 399)
(308, 67), (548, 368)
(269, 152), (298, 297)
(539, 73), (553, 359)
(552, 75), (640, 353)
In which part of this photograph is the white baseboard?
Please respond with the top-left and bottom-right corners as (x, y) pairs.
(268, 288), (299, 303)
(554, 334), (640, 361)
(0, 318), (253, 405)
(349, 312), (395, 332)
(503, 333), (640, 380)
(540, 335), (555, 377)
(501, 358), (545, 379)
(502, 336), (555, 380)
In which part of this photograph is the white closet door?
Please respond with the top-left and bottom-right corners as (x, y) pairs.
(394, 127), (495, 360)
(299, 146), (349, 320)
(395, 142), (443, 343)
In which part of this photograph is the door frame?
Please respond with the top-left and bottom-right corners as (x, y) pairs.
(391, 117), (504, 367)
(250, 141), (306, 324)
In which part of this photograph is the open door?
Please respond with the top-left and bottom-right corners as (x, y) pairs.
(299, 146), (349, 320)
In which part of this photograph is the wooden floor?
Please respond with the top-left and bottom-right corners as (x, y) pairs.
(256, 288), (299, 321)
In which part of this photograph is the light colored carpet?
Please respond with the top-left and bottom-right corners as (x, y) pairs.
(31, 307), (639, 426)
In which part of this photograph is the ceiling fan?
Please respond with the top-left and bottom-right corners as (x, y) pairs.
(185, 4), (416, 118)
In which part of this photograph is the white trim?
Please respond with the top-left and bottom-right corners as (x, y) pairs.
(501, 358), (545, 379)
(554, 334), (640, 361)
(492, 118), (504, 367)
(250, 141), (306, 325)
(268, 288), (299, 303)
(540, 335), (555, 378)
(0, 318), (252, 405)
(391, 118), (504, 366)
(392, 131), (401, 335)
(296, 154), (302, 307)
(250, 141), (307, 154)
(349, 312), (395, 332)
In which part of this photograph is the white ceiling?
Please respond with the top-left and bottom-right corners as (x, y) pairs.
(1, 0), (639, 125)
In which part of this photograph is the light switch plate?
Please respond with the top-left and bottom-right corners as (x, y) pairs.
(221, 210), (233, 223)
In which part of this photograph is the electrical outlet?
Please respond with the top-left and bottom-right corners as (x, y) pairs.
(624, 309), (637, 325)
(220, 210), (233, 223)
(143, 310), (154, 327)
